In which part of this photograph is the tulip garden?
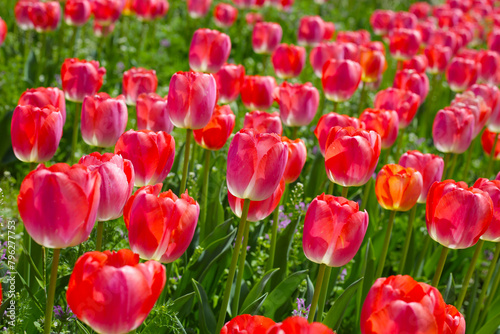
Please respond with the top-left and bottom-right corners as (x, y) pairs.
(4, 0), (500, 333)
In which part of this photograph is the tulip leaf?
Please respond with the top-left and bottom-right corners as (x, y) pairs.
(200, 218), (232, 249)
(262, 270), (308, 319)
(192, 279), (216, 334)
(306, 275), (315, 307)
(476, 311), (500, 334)
(0, 111), (13, 164)
(443, 273), (456, 305)
(241, 268), (279, 312)
(305, 152), (327, 198)
(323, 277), (364, 331)
(76, 320), (91, 334)
(23, 49), (37, 86)
(170, 292), (195, 314)
(357, 239), (375, 324)
(240, 292), (268, 316)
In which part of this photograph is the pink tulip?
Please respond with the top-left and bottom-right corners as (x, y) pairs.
(322, 59), (362, 102)
(282, 137), (307, 184)
(240, 75), (277, 110)
(446, 57), (478, 93)
(473, 178), (500, 242)
(452, 91), (492, 138)
(433, 106), (475, 154)
(374, 87), (421, 129)
(61, 58), (106, 103)
(213, 63), (245, 104)
(359, 108), (399, 149)
(477, 50), (500, 85)
(243, 110), (282, 135)
(314, 112), (365, 155)
(389, 28), (422, 61)
(252, 22), (283, 54)
(297, 15), (325, 47)
(271, 43), (306, 79)
(309, 42), (343, 78)
(65, 0), (92, 26)
(213, 3), (237, 28)
(136, 93), (173, 133)
(189, 28), (231, 73)
(276, 82), (319, 127)
(393, 69), (429, 104)
(18, 87), (67, 122)
(370, 9), (395, 36)
(122, 67), (158, 106)
(187, 0), (211, 18)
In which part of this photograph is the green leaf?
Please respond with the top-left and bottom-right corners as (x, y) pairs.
(443, 273), (455, 305)
(76, 320), (91, 334)
(170, 292), (195, 313)
(23, 49), (37, 86)
(241, 268), (279, 312)
(0, 111), (13, 163)
(476, 311), (500, 334)
(270, 215), (301, 289)
(200, 219), (232, 249)
(240, 293), (268, 315)
(305, 275), (315, 307)
(323, 277), (364, 331)
(192, 279), (216, 334)
(262, 270), (308, 319)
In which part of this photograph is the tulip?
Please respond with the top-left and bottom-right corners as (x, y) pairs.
(133, 0), (169, 21)
(477, 50), (500, 85)
(389, 11), (418, 31)
(469, 84), (500, 133)
(282, 137), (307, 184)
(18, 87), (67, 122)
(309, 42), (343, 78)
(122, 67), (158, 106)
(338, 42), (360, 62)
(93, 22), (116, 37)
(446, 57), (478, 92)
(393, 69), (429, 104)
(430, 29), (459, 54)
(276, 82), (319, 127)
(488, 29), (500, 54)
(374, 88), (421, 129)
(389, 28), (422, 61)
(322, 59), (362, 103)
(473, 178), (500, 242)
(325, 126), (381, 187)
(189, 28), (231, 73)
(81, 93), (128, 148)
(64, 0), (92, 26)
(15, 0), (34, 30)
(409, 2), (431, 19)
(245, 12), (263, 26)
(425, 45), (453, 74)
(240, 75), (277, 110)
(268, 316), (335, 333)
(0, 18), (5, 46)
(359, 108), (399, 149)
(323, 22), (335, 41)
(271, 43), (306, 79)
(136, 93), (173, 133)
(66, 249), (166, 334)
(91, 0), (123, 26)
(337, 30), (370, 45)
(452, 91), (492, 138)
(360, 47), (387, 83)
(252, 22), (283, 54)
(314, 112), (365, 155)
(269, 0), (294, 12)
(417, 20), (436, 46)
(11, 105), (64, 163)
(443, 305), (466, 334)
(213, 63), (245, 104)
(193, 104), (235, 150)
(361, 275), (447, 334)
(432, 106), (475, 154)
(297, 15), (325, 47)
(61, 58), (106, 103)
(29, 1), (61, 32)
(481, 128), (500, 162)
(243, 110), (282, 136)
(114, 130), (175, 187)
(187, 0), (212, 18)
(213, 3), (237, 28)
(402, 54), (428, 74)
(221, 315), (276, 334)
(370, 9), (394, 36)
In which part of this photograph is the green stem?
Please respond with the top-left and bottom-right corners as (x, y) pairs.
(446, 153), (459, 180)
(341, 186), (348, 198)
(315, 266), (333, 322)
(486, 133), (499, 178)
(138, 21), (149, 55)
(216, 199), (251, 332)
(292, 127), (298, 139)
(180, 129), (192, 194)
(360, 179), (373, 212)
(328, 181), (335, 195)
(455, 239), (485, 310)
(393, 127), (406, 161)
(432, 245), (449, 287)
(70, 102), (82, 164)
(199, 150), (211, 242)
(399, 204), (417, 274)
(357, 83), (367, 116)
(95, 221), (104, 252)
(333, 101), (338, 114)
(307, 263), (327, 323)
(443, 153), (451, 176)
(69, 27), (78, 56)
(478, 245), (500, 328)
(461, 144), (474, 180)
(266, 186), (285, 272)
(232, 214), (251, 316)
(375, 210), (396, 278)
(38, 33), (47, 84)
(414, 235), (431, 277)
(44, 248), (61, 334)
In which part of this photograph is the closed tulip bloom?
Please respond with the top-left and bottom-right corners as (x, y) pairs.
(389, 28), (421, 61)
(29, 1), (61, 32)
(133, 0), (169, 21)
(389, 11), (418, 31)
(430, 29), (459, 54)
(417, 20), (436, 46)
(469, 84), (500, 132)
(65, 0), (91, 26)
(227, 129), (287, 201)
(443, 305), (465, 334)
(425, 45), (453, 74)
(67, 249), (165, 334)
(122, 67), (158, 106)
(18, 87), (67, 122)
(303, 194), (369, 267)
(187, 0), (211, 18)
(11, 105), (64, 163)
(359, 109), (399, 149)
(277, 82), (319, 127)
(136, 93), (173, 133)
(297, 15), (325, 47)
(488, 30), (500, 54)
(243, 110), (282, 135)
(15, 0), (35, 30)
(193, 104), (235, 150)
(393, 69), (429, 104)
(446, 57), (478, 92)
(410, 2), (431, 19)
(477, 50), (500, 85)
(403, 54), (428, 74)
(452, 91), (492, 138)
(361, 275), (447, 334)
(399, 151), (444, 203)
(282, 137), (307, 184)
(426, 180), (493, 249)
(309, 42), (343, 78)
(271, 43), (306, 79)
(61, 58), (106, 103)
(93, 21), (116, 37)
(221, 314), (276, 334)
(269, 0), (294, 12)
(481, 129), (500, 160)
(314, 112), (365, 155)
(339, 42), (361, 62)
(166, 71), (217, 129)
(189, 28), (231, 73)
(245, 12), (263, 26)
(213, 63), (245, 104)
(337, 30), (370, 45)
(0, 17), (6, 46)
(374, 88), (420, 129)
(322, 59), (362, 103)
(240, 75), (277, 110)
(370, 9), (395, 36)
(91, 0), (123, 25)
(18, 163), (101, 248)
(114, 130), (175, 186)
(360, 47), (387, 83)
(267, 316), (335, 334)
(252, 22), (283, 54)
(473, 178), (500, 242)
(213, 3), (237, 28)
(433, 106), (475, 154)
(79, 153), (134, 222)
(323, 22), (335, 41)
(325, 126), (381, 187)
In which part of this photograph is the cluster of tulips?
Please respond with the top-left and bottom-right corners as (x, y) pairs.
(4, 0), (500, 333)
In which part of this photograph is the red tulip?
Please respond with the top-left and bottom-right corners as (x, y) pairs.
(314, 112), (365, 156)
(232, 0), (259, 9)
(18, 87), (67, 122)
(282, 137), (307, 184)
(399, 151), (444, 203)
(389, 11), (418, 31)
(337, 30), (370, 45)
(91, 0), (123, 26)
(433, 106), (475, 154)
(481, 129), (500, 160)
(0, 17), (5, 46)
(322, 59), (362, 102)
(114, 130), (175, 186)
(443, 305), (465, 334)
(488, 29), (500, 54)
(252, 22), (283, 54)
(221, 314), (276, 334)
(402, 54), (428, 74)
(18, 163), (101, 248)
(67, 249), (165, 334)
(29, 1), (61, 32)
(297, 15), (325, 47)
(79, 152), (134, 222)
(393, 69), (429, 103)
(64, 0), (92, 26)
(477, 50), (500, 85)
(425, 45), (453, 74)
(189, 28), (231, 73)
(133, 0), (169, 21)
(338, 42), (361, 62)
(213, 3), (237, 28)
(166, 71), (217, 129)
(276, 81), (319, 127)
(187, 0), (212, 18)
(473, 178), (500, 242)
(468, 84), (500, 132)
(417, 20), (436, 46)
(11, 105), (63, 163)
(267, 316), (335, 334)
(240, 75), (277, 110)
(245, 12), (263, 26)
(269, 0), (294, 12)
(325, 126), (381, 187)
(15, 0), (35, 30)
(430, 29), (459, 54)
(436, 8), (462, 29)
(309, 42), (343, 78)
(243, 110), (282, 135)
(136, 93), (173, 133)
(61, 58), (106, 103)
(370, 9), (395, 36)
(93, 21), (117, 37)
(122, 67), (158, 106)
(426, 180), (493, 249)
(389, 28), (422, 61)
(323, 22), (335, 41)
(452, 91), (492, 138)
(374, 88), (421, 129)
(359, 108), (399, 149)
(193, 104), (235, 150)
(361, 275), (447, 334)
(360, 47), (387, 83)
(271, 43), (306, 79)
(226, 129), (287, 201)
(213, 63), (245, 104)
(81, 93), (127, 147)
(410, 2), (431, 19)
(446, 57), (478, 92)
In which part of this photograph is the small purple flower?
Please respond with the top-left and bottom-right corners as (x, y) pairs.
(116, 61), (125, 72)
(160, 39), (171, 48)
(292, 298), (310, 318)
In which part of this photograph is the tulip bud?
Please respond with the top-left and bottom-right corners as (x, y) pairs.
(91, 0), (122, 26)
(65, 0), (91, 26)
(322, 59), (362, 102)
(136, 93), (173, 133)
(122, 67), (158, 106)
(271, 43), (306, 79)
(469, 84), (500, 132)
(297, 15), (325, 47)
(187, 0), (212, 18)
(432, 106), (475, 154)
(222, 315), (276, 334)
(61, 58), (106, 103)
(360, 47), (387, 83)
(473, 178), (500, 242)
(213, 63), (245, 104)
(410, 2), (431, 19)
(402, 54), (428, 74)
(268, 316), (335, 333)
(133, 0), (169, 21)
(393, 69), (429, 104)
(243, 110), (282, 135)
(18, 87), (67, 122)
(189, 28), (231, 73)
(417, 20), (436, 46)
(15, 0), (34, 30)
(446, 57), (478, 93)
(370, 9), (395, 36)
(309, 42), (343, 78)
(252, 22), (283, 54)
(29, 1), (61, 32)
(443, 305), (466, 334)
(359, 108), (399, 149)
(452, 91), (492, 138)
(240, 75), (277, 110)
(477, 50), (500, 85)
(425, 45), (453, 74)
(389, 28), (422, 61)
(374, 88), (420, 129)
(389, 11), (418, 31)
(276, 82), (319, 127)
(213, 3), (237, 28)
(193, 104), (235, 150)
(323, 22), (335, 41)
(282, 137), (307, 184)
(481, 129), (500, 160)
(314, 112), (365, 155)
